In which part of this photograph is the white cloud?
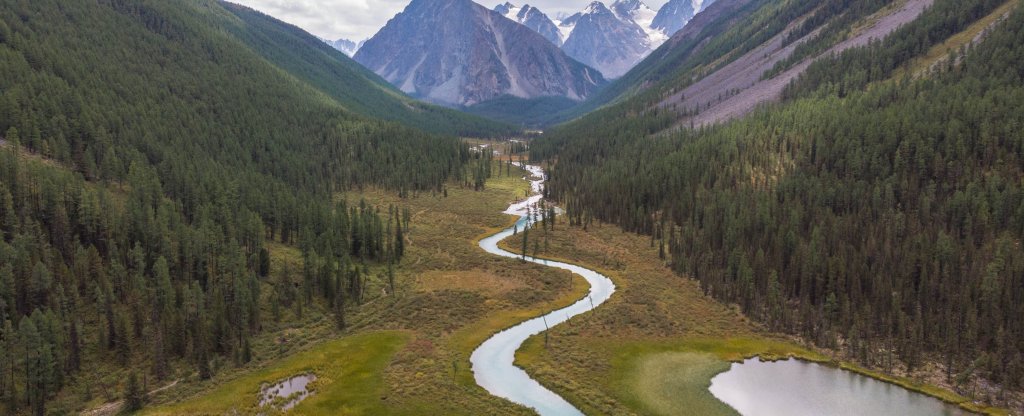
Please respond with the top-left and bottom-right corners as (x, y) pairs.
(227, 0), (670, 41)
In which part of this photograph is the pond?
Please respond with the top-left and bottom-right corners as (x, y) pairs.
(709, 358), (974, 416)
(258, 373), (316, 412)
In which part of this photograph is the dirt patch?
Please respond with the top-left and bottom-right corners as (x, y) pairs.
(415, 269), (528, 295)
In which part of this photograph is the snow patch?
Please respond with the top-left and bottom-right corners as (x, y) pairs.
(555, 19), (577, 42)
(499, 3), (522, 21)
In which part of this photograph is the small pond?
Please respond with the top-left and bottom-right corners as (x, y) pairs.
(709, 358), (973, 416)
(258, 373), (316, 412)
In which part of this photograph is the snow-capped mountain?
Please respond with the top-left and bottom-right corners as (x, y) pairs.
(494, 3), (563, 46)
(354, 0), (605, 106)
(324, 38), (364, 56)
(562, 2), (651, 78)
(554, 12), (580, 43)
(494, 0), (709, 78)
(611, 0), (668, 46)
(652, 0), (715, 37)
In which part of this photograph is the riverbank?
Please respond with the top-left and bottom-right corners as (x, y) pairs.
(140, 154), (589, 414)
(471, 162), (616, 415)
(501, 219), (1008, 416)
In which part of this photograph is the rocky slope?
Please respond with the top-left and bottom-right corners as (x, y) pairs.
(324, 38), (364, 56)
(494, 2), (563, 46)
(355, 0), (605, 106)
(562, 2), (653, 78)
(659, 0), (935, 126)
(652, 0), (715, 37)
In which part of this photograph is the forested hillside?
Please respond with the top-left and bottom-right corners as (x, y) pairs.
(219, 2), (515, 137)
(551, 0), (762, 122)
(0, 0), (488, 414)
(535, 0), (1024, 404)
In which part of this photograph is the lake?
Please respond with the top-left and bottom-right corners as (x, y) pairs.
(709, 358), (974, 416)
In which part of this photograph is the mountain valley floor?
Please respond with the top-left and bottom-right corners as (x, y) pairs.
(135, 143), (1006, 415)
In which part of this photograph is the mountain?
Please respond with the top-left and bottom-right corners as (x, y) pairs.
(610, 0), (667, 46)
(355, 0), (605, 107)
(494, 3), (563, 46)
(325, 37), (364, 56)
(221, 3), (513, 136)
(652, 0), (714, 37)
(532, 0), (1024, 411)
(562, 2), (652, 78)
(555, 11), (581, 41)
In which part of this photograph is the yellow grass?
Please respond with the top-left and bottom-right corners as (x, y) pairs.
(144, 331), (411, 416)
(503, 217), (1001, 415)
(892, 0), (1018, 79)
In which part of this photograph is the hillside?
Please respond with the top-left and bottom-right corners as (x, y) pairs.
(220, 2), (514, 137)
(547, 0), (950, 128)
(534, 0), (1024, 410)
(538, 0), (761, 125)
(0, 0), (492, 414)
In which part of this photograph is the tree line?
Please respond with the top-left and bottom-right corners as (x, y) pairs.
(0, 0), (475, 414)
(535, 0), (1024, 402)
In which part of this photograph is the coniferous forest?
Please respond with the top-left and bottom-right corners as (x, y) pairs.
(2, 0), (1024, 413)
(0, 0), (495, 414)
(534, 0), (1024, 394)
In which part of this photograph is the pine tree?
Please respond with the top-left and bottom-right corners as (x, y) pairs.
(394, 222), (404, 261)
(258, 248), (270, 278)
(0, 184), (13, 240)
(123, 372), (144, 412)
(30, 262), (52, 309)
(20, 315), (52, 416)
(333, 287), (346, 330)
(151, 257), (172, 380)
(0, 319), (9, 403)
(521, 225), (529, 260)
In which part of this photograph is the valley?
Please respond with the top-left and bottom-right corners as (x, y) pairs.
(137, 156), (570, 415)
(1, 0), (1022, 415)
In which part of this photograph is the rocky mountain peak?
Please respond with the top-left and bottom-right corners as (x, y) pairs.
(355, 0), (605, 106)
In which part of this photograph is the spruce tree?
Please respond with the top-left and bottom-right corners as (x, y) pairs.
(123, 372), (144, 412)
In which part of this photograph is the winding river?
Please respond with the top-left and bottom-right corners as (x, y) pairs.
(471, 164), (615, 416)
(471, 165), (976, 416)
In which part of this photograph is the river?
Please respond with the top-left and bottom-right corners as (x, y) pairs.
(471, 164), (615, 416)
(471, 164), (974, 416)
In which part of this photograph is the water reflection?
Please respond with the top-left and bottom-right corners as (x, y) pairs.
(709, 358), (973, 416)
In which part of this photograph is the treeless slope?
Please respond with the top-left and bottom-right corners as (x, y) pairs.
(660, 0), (935, 127)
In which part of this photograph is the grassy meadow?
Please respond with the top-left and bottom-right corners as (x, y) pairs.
(140, 143), (584, 415)
(501, 213), (1004, 416)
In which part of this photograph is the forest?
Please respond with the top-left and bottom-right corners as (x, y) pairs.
(0, 0), (495, 414)
(534, 0), (1024, 400)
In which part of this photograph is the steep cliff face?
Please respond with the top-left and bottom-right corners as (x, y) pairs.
(610, 0), (665, 45)
(354, 0), (604, 106)
(562, 2), (652, 78)
(652, 0), (715, 37)
(495, 3), (563, 46)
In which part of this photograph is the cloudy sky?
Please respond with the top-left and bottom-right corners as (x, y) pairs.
(228, 0), (671, 41)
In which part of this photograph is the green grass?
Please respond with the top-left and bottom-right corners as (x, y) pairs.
(627, 352), (736, 416)
(144, 331), (410, 416)
(605, 338), (826, 416)
(502, 218), (1004, 416)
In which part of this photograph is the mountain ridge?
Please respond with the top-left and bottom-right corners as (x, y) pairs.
(355, 0), (605, 107)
